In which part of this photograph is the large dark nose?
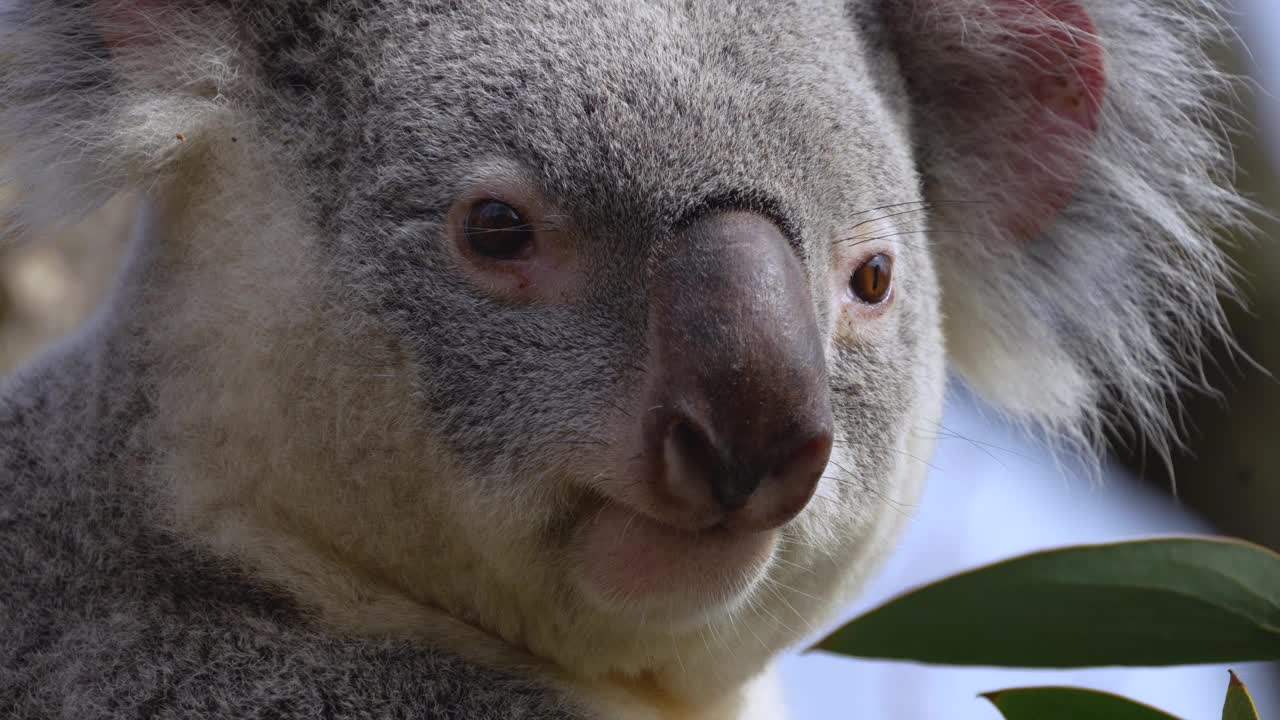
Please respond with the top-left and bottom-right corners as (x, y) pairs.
(646, 212), (833, 532)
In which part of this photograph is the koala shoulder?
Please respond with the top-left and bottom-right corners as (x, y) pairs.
(0, 347), (590, 718)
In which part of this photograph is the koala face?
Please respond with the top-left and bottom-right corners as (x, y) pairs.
(225, 0), (945, 688)
(1, 0), (1239, 709)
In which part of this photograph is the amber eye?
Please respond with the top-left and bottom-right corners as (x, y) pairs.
(464, 200), (535, 260)
(850, 254), (894, 304)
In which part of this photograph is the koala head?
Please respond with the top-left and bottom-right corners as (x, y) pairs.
(0, 0), (1242, 708)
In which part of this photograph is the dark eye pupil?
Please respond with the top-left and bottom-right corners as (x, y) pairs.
(851, 254), (893, 304)
(464, 201), (534, 259)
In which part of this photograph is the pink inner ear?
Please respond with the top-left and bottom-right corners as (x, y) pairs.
(902, 0), (1108, 246)
(991, 0), (1107, 243)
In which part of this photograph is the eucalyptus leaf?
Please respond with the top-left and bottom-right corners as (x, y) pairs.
(981, 687), (1183, 720)
(813, 537), (1280, 667)
(1223, 671), (1262, 720)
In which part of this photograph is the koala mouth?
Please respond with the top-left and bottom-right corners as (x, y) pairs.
(571, 495), (778, 623)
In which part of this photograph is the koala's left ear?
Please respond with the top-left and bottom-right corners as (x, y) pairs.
(881, 0), (1247, 448)
(0, 0), (236, 235)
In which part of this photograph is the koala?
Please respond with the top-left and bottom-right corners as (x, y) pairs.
(0, 1), (1246, 718)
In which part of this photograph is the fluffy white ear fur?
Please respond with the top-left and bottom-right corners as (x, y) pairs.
(887, 0), (1248, 456)
(0, 1), (237, 237)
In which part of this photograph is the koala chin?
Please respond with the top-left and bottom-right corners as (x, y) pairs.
(0, 1), (1247, 718)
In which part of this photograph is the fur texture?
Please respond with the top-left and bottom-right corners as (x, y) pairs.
(882, 0), (1247, 455)
(0, 333), (586, 718)
(0, 1), (1245, 718)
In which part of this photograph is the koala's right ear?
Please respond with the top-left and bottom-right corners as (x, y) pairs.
(0, 0), (237, 234)
(881, 0), (1247, 451)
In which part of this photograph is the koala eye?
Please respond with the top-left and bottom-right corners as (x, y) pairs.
(850, 254), (894, 304)
(464, 200), (535, 260)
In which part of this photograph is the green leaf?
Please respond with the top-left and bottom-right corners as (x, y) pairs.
(812, 537), (1280, 667)
(982, 687), (1184, 720)
(1223, 671), (1262, 720)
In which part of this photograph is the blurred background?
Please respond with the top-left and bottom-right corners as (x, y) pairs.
(1114, 0), (1280, 558)
(0, 3), (1276, 719)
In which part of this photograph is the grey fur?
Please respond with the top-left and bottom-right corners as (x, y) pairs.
(0, 1), (1246, 717)
(0, 324), (585, 718)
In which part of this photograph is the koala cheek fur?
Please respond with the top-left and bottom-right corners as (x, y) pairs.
(0, 1), (1247, 718)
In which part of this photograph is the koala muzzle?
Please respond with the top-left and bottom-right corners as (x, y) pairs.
(645, 212), (834, 534)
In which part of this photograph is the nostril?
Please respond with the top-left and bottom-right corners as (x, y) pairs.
(666, 416), (764, 513)
(710, 471), (758, 512)
(670, 419), (711, 468)
(660, 411), (834, 522)
(663, 415), (757, 513)
(663, 416), (720, 494)
(706, 431), (832, 533)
